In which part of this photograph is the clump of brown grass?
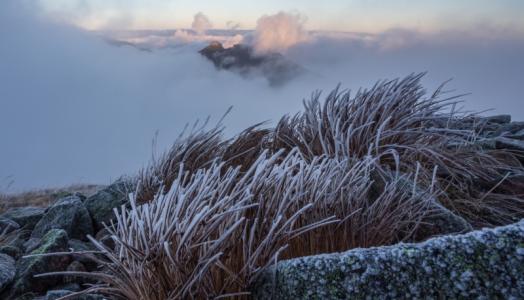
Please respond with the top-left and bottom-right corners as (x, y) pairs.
(46, 150), (437, 299)
(137, 122), (227, 203)
(42, 74), (524, 299)
(269, 74), (521, 226)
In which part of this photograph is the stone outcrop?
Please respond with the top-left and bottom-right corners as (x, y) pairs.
(252, 220), (524, 299)
(84, 180), (132, 232)
(31, 196), (93, 241)
(10, 229), (70, 296)
(1, 207), (45, 230)
(0, 253), (16, 294)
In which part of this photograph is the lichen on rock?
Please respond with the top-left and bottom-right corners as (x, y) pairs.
(252, 219), (524, 299)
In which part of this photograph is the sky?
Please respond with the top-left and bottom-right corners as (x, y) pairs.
(1, 0), (523, 191)
(37, 0), (524, 33)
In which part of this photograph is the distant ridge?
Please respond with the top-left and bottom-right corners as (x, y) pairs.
(199, 41), (304, 86)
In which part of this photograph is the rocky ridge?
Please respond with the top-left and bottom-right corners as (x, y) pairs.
(199, 41), (304, 86)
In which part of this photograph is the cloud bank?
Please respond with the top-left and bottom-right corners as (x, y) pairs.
(1, 2), (523, 191)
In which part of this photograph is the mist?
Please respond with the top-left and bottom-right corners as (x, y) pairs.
(1, 4), (523, 191)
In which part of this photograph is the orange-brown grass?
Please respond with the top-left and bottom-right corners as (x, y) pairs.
(0, 184), (103, 213)
(46, 150), (437, 299)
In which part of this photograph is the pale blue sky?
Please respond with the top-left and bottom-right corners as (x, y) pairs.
(38, 0), (524, 32)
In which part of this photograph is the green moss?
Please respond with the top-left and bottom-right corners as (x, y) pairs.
(30, 229), (68, 255)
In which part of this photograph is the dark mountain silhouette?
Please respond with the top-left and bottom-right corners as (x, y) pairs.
(199, 41), (304, 86)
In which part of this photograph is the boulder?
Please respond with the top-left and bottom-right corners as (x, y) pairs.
(0, 217), (20, 234)
(1, 207), (45, 230)
(11, 229), (70, 296)
(2, 230), (31, 257)
(23, 238), (41, 254)
(0, 245), (21, 259)
(95, 228), (115, 250)
(495, 121), (524, 136)
(53, 282), (81, 292)
(0, 253), (16, 293)
(32, 196), (93, 241)
(413, 205), (473, 240)
(495, 137), (524, 152)
(64, 261), (86, 283)
(44, 290), (106, 300)
(67, 239), (98, 270)
(482, 114), (511, 124)
(252, 219), (524, 299)
(84, 181), (133, 231)
(44, 290), (71, 300)
(11, 293), (37, 300)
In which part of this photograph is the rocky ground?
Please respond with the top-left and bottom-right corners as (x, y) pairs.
(0, 182), (131, 299)
(0, 185), (103, 214)
(0, 114), (523, 299)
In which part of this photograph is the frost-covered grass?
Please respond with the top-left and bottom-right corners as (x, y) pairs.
(52, 74), (523, 299)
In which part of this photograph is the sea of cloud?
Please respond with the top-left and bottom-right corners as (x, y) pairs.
(1, 3), (523, 191)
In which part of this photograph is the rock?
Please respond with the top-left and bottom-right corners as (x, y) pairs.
(23, 238), (41, 254)
(84, 181), (132, 232)
(0, 245), (21, 259)
(1, 207), (45, 230)
(95, 228), (115, 250)
(0, 230), (31, 259)
(64, 261), (86, 283)
(199, 42), (304, 86)
(0, 217), (20, 234)
(2, 230), (31, 256)
(483, 114), (511, 124)
(10, 292), (37, 300)
(11, 229), (71, 296)
(495, 121), (524, 136)
(54, 282), (81, 292)
(44, 290), (71, 300)
(413, 206), (473, 240)
(84, 191), (123, 232)
(473, 138), (497, 150)
(495, 137), (524, 152)
(68, 239), (95, 252)
(0, 253), (16, 293)
(252, 219), (524, 299)
(44, 290), (106, 300)
(32, 196), (93, 241)
(508, 128), (524, 141)
(67, 239), (98, 271)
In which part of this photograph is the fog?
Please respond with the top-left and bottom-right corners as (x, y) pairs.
(1, 5), (523, 191)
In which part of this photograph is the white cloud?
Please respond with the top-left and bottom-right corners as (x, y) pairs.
(191, 12), (212, 35)
(252, 12), (311, 54)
